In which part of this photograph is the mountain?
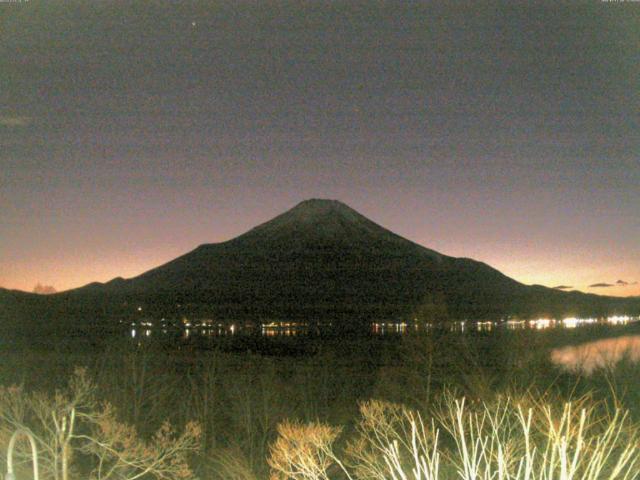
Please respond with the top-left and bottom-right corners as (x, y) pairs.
(2, 199), (639, 330)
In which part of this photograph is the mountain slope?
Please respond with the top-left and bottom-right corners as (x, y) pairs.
(91, 199), (527, 320)
(3, 199), (639, 327)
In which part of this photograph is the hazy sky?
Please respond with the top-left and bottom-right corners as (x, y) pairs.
(1, 2), (638, 296)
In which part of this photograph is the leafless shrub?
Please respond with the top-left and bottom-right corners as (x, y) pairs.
(267, 420), (350, 480)
(347, 400), (440, 480)
(0, 367), (200, 480)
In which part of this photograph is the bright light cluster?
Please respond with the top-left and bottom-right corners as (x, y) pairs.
(514, 315), (638, 330)
(561, 317), (596, 328)
(608, 315), (631, 325)
(529, 318), (553, 329)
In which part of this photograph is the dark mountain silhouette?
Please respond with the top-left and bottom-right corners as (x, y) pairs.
(2, 199), (639, 331)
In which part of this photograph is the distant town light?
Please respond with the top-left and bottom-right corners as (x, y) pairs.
(562, 317), (580, 328)
(608, 315), (631, 324)
(530, 318), (552, 329)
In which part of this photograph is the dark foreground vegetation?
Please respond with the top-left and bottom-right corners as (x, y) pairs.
(2, 325), (640, 479)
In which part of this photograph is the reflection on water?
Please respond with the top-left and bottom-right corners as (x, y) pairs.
(262, 327), (306, 337)
(262, 322), (310, 337)
(125, 314), (637, 340)
(505, 316), (633, 331)
(551, 335), (640, 374)
(372, 322), (410, 334)
(505, 319), (526, 329)
(476, 321), (494, 332)
(530, 318), (553, 329)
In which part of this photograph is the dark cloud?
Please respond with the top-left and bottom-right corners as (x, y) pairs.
(33, 283), (57, 294)
(553, 285), (573, 290)
(588, 280), (638, 288)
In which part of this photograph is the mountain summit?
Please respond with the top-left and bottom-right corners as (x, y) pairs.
(262, 198), (363, 223)
(236, 198), (384, 242)
(3, 199), (638, 328)
(229, 199), (442, 259)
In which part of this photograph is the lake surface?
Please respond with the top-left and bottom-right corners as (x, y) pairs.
(551, 334), (640, 374)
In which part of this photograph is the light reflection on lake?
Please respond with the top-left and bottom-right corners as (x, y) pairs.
(506, 315), (632, 331)
(371, 322), (410, 334)
(126, 315), (638, 340)
(551, 334), (640, 375)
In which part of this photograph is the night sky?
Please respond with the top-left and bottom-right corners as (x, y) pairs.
(1, 2), (638, 296)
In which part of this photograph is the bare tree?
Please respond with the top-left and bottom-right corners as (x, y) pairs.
(0, 367), (200, 480)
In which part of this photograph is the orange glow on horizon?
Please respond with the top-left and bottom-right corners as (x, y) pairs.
(2, 257), (639, 298)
